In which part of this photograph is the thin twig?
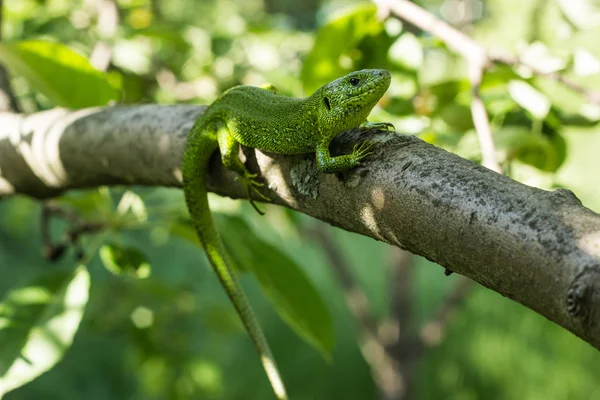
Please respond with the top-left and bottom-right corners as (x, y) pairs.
(374, 0), (500, 172)
(419, 277), (473, 347)
(469, 62), (501, 173)
(41, 202), (105, 261)
(310, 224), (404, 400)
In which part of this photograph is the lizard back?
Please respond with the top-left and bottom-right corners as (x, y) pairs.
(206, 86), (319, 154)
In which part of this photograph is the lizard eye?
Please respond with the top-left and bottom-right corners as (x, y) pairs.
(349, 77), (360, 86)
(323, 97), (331, 110)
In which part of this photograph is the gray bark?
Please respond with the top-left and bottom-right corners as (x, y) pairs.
(1, 105), (599, 349)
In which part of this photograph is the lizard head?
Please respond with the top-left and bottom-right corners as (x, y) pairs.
(313, 69), (391, 137)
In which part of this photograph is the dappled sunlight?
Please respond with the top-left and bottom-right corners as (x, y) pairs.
(7, 286), (52, 305)
(359, 203), (382, 238)
(158, 133), (170, 154)
(0, 166), (14, 194)
(371, 186), (386, 211)
(578, 230), (600, 258)
(12, 109), (68, 187)
(189, 360), (223, 395)
(131, 306), (154, 329)
(4, 108), (96, 189)
(172, 167), (183, 184)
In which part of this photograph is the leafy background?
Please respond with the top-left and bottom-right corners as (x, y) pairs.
(1, 0), (600, 399)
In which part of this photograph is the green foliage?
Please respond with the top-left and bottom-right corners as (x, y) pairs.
(100, 244), (151, 279)
(0, 266), (89, 397)
(0, 40), (119, 108)
(1, 0), (600, 399)
(218, 215), (334, 359)
(171, 215), (334, 359)
(301, 4), (389, 93)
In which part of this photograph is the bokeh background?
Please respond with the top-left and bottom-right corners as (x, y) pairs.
(1, 0), (600, 399)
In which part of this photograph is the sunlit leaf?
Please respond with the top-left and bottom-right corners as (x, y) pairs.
(0, 40), (120, 108)
(0, 266), (90, 396)
(495, 126), (566, 172)
(556, 0), (600, 29)
(508, 80), (551, 119)
(388, 32), (423, 70)
(100, 243), (151, 279)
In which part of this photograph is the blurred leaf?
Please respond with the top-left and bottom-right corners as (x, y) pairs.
(555, 109), (600, 126)
(496, 126), (567, 172)
(136, 25), (190, 50)
(0, 40), (120, 108)
(169, 219), (201, 248)
(217, 215), (333, 359)
(439, 103), (473, 132)
(56, 189), (112, 220)
(0, 266), (90, 396)
(556, 0), (600, 29)
(388, 32), (423, 70)
(481, 64), (522, 90)
(169, 217), (334, 358)
(386, 97), (415, 116)
(428, 80), (469, 105)
(508, 80), (551, 119)
(301, 3), (384, 92)
(100, 244), (151, 279)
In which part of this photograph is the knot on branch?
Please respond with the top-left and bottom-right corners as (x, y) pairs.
(567, 268), (600, 332)
(552, 188), (582, 206)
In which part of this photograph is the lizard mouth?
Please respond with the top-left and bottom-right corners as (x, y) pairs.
(352, 70), (391, 99)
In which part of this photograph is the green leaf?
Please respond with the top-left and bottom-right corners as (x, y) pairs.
(169, 217), (334, 358)
(496, 126), (567, 172)
(217, 215), (333, 358)
(301, 4), (385, 93)
(0, 40), (120, 108)
(100, 244), (151, 279)
(0, 266), (90, 396)
(169, 219), (202, 248)
(56, 189), (113, 219)
(388, 32), (423, 70)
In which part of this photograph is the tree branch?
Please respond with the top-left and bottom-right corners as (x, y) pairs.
(1, 105), (599, 350)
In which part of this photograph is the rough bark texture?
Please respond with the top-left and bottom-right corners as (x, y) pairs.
(1, 105), (599, 349)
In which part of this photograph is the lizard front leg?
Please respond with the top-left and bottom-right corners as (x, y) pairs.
(216, 123), (270, 214)
(315, 140), (375, 174)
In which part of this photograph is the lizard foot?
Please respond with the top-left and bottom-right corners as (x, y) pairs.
(360, 121), (395, 131)
(239, 172), (271, 215)
(351, 139), (376, 165)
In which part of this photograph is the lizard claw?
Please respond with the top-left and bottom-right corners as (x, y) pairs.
(239, 172), (271, 215)
(360, 121), (395, 131)
(351, 139), (376, 164)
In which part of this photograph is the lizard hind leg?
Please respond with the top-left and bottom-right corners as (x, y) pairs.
(216, 123), (270, 215)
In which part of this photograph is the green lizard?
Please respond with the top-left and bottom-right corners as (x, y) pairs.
(182, 69), (392, 399)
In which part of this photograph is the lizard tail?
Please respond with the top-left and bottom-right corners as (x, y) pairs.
(182, 125), (289, 400)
